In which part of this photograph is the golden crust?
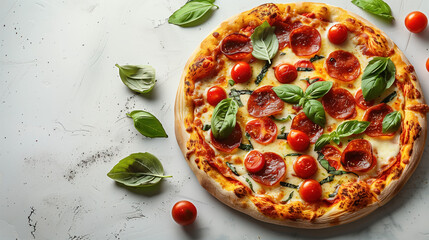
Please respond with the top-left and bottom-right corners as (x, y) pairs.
(175, 2), (427, 228)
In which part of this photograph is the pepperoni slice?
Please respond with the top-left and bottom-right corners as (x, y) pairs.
(291, 112), (323, 143)
(355, 89), (374, 109)
(247, 86), (284, 118)
(363, 103), (394, 137)
(320, 145), (341, 170)
(294, 60), (315, 70)
(220, 33), (252, 60)
(341, 139), (374, 172)
(249, 152), (286, 186)
(245, 118), (278, 145)
(325, 50), (361, 82)
(322, 88), (357, 119)
(290, 26), (321, 56)
(210, 123), (242, 153)
(274, 21), (302, 49)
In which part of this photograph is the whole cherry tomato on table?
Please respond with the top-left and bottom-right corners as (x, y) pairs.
(287, 129), (310, 152)
(299, 179), (322, 203)
(328, 24), (348, 45)
(426, 58), (429, 72)
(231, 62), (252, 83)
(405, 11), (428, 33)
(207, 86), (226, 106)
(172, 200), (197, 226)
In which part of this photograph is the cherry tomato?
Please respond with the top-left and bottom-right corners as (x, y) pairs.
(287, 129), (310, 152)
(172, 200), (197, 226)
(207, 86), (226, 106)
(426, 58), (429, 72)
(293, 155), (318, 179)
(274, 63), (298, 83)
(244, 150), (266, 173)
(328, 24), (348, 45)
(231, 62), (252, 83)
(405, 11), (428, 33)
(245, 118), (278, 145)
(294, 60), (315, 71)
(299, 179), (322, 203)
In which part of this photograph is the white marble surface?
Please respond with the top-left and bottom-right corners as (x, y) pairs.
(0, 0), (429, 239)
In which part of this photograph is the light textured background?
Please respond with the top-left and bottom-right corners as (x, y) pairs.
(0, 0), (428, 239)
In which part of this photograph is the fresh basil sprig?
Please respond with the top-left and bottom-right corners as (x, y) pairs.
(251, 21), (279, 63)
(273, 81), (333, 126)
(211, 98), (239, 139)
(115, 64), (156, 94)
(168, 0), (219, 27)
(352, 0), (394, 21)
(107, 152), (172, 187)
(314, 120), (370, 151)
(127, 110), (168, 138)
(382, 111), (401, 133)
(361, 57), (396, 101)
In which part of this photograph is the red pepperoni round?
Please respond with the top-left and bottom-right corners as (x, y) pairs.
(322, 88), (356, 119)
(247, 86), (284, 118)
(274, 21), (302, 49)
(210, 123), (242, 153)
(341, 139), (374, 172)
(294, 60), (315, 70)
(325, 50), (361, 82)
(220, 33), (252, 60)
(245, 118), (278, 145)
(249, 152), (286, 186)
(355, 89), (374, 109)
(290, 26), (321, 56)
(320, 145), (341, 170)
(363, 103), (394, 137)
(291, 112), (323, 143)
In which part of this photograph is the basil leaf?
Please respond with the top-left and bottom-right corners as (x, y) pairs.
(296, 67), (313, 72)
(202, 124), (211, 131)
(304, 81), (333, 99)
(277, 133), (288, 139)
(285, 153), (303, 157)
(255, 61), (272, 85)
(228, 79), (235, 86)
(270, 115), (292, 122)
(319, 175), (335, 185)
(310, 55), (324, 62)
(272, 84), (304, 104)
(381, 91), (397, 104)
(226, 162), (239, 176)
(317, 152), (336, 172)
(328, 170), (352, 176)
(280, 182), (299, 189)
(362, 75), (387, 101)
(115, 64), (156, 94)
(336, 120), (370, 138)
(127, 110), (168, 138)
(281, 191), (294, 203)
(211, 98), (239, 139)
(246, 178), (255, 192)
(229, 89), (253, 107)
(351, 0), (394, 21)
(382, 111), (401, 133)
(251, 21), (279, 63)
(107, 152), (171, 187)
(239, 144), (253, 151)
(385, 58), (396, 88)
(314, 134), (332, 151)
(303, 99), (326, 127)
(168, 0), (218, 27)
(361, 57), (396, 101)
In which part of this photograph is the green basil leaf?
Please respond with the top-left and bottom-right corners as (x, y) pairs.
(272, 84), (304, 104)
(255, 61), (272, 85)
(385, 58), (396, 88)
(362, 57), (388, 79)
(270, 115), (292, 122)
(277, 133), (288, 139)
(328, 186), (339, 198)
(281, 191), (294, 203)
(317, 152), (336, 172)
(296, 67), (313, 72)
(251, 21), (279, 63)
(127, 110), (168, 138)
(280, 182), (299, 189)
(211, 98), (239, 139)
(309, 55), (324, 62)
(228, 79), (235, 86)
(202, 124), (211, 131)
(246, 178), (255, 192)
(107, 152), (171, 187)
(303, 99), (326, 127)
(336, 120), (370, 138)
(285, 153), (303, 157)
(382, 111), (401, 133)
(226, 162), (239, 176)
(168, 0), (218, 27)
(314, 134), (332, 151)
(239, 133), (253, 151)
(362, 75), (387, 101)
(229, 89), (253, 107)
(115, 64), (156, 94)
(381, 91), (397, 104)
(351, 0), (394, 21)
(304, 81), (333, 99)
(361, 57), (396, 101)
(328, 170), (351, 176)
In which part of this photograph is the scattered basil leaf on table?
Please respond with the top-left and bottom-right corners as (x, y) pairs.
(211, 98), (239, 139)
(361, 57), (396, 101)
(251, 21), (279, 63)
(107, 152), (172, 187)
(115, 64), (156, 94)
(168, 0), (219, 27)
(127, 110), (168, 138)
(351, 0), (394, 21)
(382, 111), (401, 133)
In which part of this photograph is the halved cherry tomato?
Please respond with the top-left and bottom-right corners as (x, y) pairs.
(244, 150), (266, 173)
(405, 11), (428, 33)
(293, 155), (318, 179)
(207, 86), (226, 106)
(172, 200), (197, 226)
(274, 63), (297, 83)
(294, 60), (315, 71)
(426, 57), (429, 72)
(231, 62), (252, 83)
(299, 179), (322, 203)
(328, 24), (348, 45)
(287, 129), (310, 152)
(245, 118), (278, 145)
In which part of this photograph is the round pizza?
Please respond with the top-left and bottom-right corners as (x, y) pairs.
(174, 2), (428, 228)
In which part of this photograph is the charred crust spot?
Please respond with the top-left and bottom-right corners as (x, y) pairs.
(193, 98), (204, 107)
(338, 182), (372, 211)
(364, 26), (374, 33)
(249, 3), (280, 23)
(254, 201), (279, 218)
(212, 32), (220, 38)
(406, 104), (429, 113)
(234, 186), (248, 198)
(391, 165), (403, 180)
(186, 126), (193, 133)
(347, 18), (356, 24)
(186, 149), (196, 159)
(405, 65), (415, 73)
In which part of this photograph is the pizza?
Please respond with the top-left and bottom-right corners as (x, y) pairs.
(174, 2), (428, 228)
